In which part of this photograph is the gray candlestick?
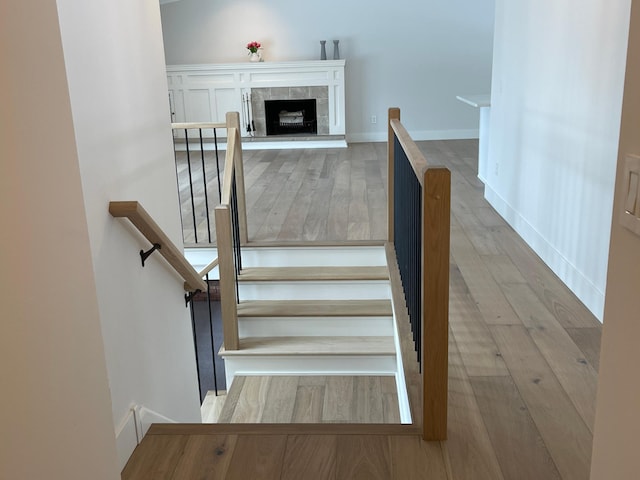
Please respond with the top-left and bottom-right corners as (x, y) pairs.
(333, 40), (340, 60)
(320, 40), (327, 60)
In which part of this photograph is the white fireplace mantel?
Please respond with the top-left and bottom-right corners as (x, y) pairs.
(167, 60), (346, 146)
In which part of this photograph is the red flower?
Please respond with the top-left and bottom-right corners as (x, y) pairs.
(246, 41), (261, 53)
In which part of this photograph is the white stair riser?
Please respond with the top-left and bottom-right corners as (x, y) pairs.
(185, 246), (387, 272)
(238, 316), (394, 338)
(241, 246), (386, 267)
(185, 248), (218, 274)
(223, 355), (397, 389)
(238, 281), (391, 301)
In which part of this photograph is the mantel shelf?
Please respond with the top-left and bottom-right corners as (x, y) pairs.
(167, 59), (345, 72)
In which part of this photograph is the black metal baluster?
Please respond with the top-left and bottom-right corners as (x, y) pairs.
(185, 129), (198, 244)
(230, 172), (242, 303)
(199, 128), (213, 243)
(415, 183), (422, 368)
(205, 273), (219, 395)
(189, 296), (203, 402)
(214, 128), (222, 203)
(393, 135), (423, 370)
(172, 135), (187, 242)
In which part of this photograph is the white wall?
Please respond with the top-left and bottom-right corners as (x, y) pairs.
(0, 1), (119, 478)
(55, 0), (202, 468)
(159, 0), (496, 142)
(486, 0), (631, 319)
(591, 1), (640, 476)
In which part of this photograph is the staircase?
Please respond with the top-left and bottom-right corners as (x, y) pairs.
(187, 244), (410, 421)
(177, 108), (449, 440)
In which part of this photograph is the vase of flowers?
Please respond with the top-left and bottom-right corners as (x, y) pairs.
(246, 41), (263, 62)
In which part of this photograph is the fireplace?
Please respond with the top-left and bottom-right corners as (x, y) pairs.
(250, 86), (330, 138)
(167, 61), (346, 145)
(265, 99), (317, 136)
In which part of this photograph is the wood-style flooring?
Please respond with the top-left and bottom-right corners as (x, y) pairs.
(216, 375), (400, 424)
(175, 143), (388, 244)
(126, 139), (603, 479)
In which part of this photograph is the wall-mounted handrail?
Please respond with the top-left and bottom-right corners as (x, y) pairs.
(109, 201), (207, 292)
(388, 107), (450, 441)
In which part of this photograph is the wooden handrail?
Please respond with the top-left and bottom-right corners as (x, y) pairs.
(198, 257), (219, 278)
(182, 258), (219, 291)
(109, 201), (207, 292)
(220, 127), (238, 203)
(390, 118), (432, 187)
(171, 122), (226, 130)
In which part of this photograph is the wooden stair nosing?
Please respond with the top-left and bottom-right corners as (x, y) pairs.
(237, 299), (393, 317)
(238, 266), (389, 282)
(219, 335), (396, 357)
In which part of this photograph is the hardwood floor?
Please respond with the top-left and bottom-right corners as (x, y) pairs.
(175, 143), (388, 244)
(215, 375), (401, 424)
(130, 139), (603, 479)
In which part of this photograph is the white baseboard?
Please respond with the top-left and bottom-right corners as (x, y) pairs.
(174, 138), (347, 151)
(174, 129), (478, 150)
(134, 404), (178, 437)
(484, 184), (605, 320)
(115, 408), (139, 472)
(347, 128), (479, 143)
(115, 405), (180, 472)
(242, 139), (348, 150)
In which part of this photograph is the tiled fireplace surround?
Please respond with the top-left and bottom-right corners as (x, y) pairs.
(251, 86), (330, 137)
(166, 60), (346, 146)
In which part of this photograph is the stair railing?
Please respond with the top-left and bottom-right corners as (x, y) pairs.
(387, 107), (451, 441)
(191, 258), (223, 401)
(171, 114), (248, 246)
(109, 200), (207, 293)
(172, 113), (247, 354)
(213, 113), (249, 352)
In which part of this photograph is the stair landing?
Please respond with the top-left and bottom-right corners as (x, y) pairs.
(215, 375), (400, 424)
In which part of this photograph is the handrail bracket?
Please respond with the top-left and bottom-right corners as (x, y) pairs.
(140, 243), (161, 267)
(184, 289), (202, 307)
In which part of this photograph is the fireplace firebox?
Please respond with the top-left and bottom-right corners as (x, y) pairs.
(265, 99), (317, 136)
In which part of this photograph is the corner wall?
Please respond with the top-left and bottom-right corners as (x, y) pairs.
(486, 0), (631, 319)
(0, 1), (119, 478)
(591, 1), (640, 476)
(159, 0), (496, 142)
(55, 0), (202, 468)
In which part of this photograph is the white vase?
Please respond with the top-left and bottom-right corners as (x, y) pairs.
(249, 51), (262, 62)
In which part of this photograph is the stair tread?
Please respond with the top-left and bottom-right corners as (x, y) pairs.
(237, 299), (393, 317)
(238, 266), (389, 282)
(220, 336), (395, 356)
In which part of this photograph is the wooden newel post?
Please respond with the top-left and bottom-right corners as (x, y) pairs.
(422, 167), (451, 440)
(225, 111), (249, 245)
(215, 204), (239, 350)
